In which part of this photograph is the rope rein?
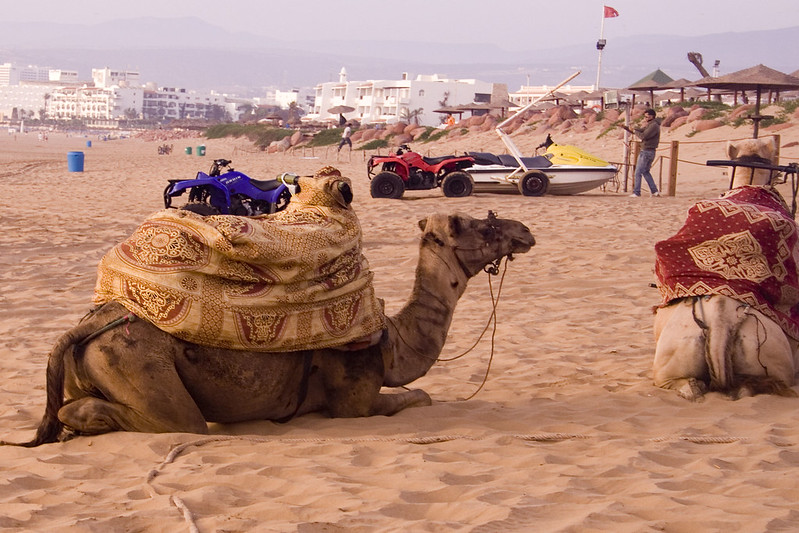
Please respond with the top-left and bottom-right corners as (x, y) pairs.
(387, 252), (510, 401)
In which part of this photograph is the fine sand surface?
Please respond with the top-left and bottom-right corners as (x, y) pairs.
(1, 122), (799, 532)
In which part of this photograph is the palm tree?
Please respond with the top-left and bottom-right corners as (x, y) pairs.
(400, 107), (424, 125)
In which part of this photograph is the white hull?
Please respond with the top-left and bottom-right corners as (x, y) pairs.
(469, 164), (618, 195)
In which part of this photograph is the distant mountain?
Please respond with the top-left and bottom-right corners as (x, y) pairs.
(0, 17), (797, 94)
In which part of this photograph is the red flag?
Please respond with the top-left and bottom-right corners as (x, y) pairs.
(604, 5), (619, 18)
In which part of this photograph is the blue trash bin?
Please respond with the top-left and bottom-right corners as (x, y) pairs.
(68, 151), (84, 172)
(86, 140), (92, 148)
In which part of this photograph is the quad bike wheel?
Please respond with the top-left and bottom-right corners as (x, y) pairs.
(441, 171), (474, 198)
(518, 171), (549, 197)
(180, 202), (221, 216)
(370, 171), (405, 199)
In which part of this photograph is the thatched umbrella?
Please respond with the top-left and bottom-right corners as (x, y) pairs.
(627, 69), (675, 107)
(693, 64), (799, 137)
(661, 78), (695, 102)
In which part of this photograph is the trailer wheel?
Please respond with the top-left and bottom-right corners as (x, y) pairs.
(370, 171), (405, 199)
(441, 171), (474, 197)
(518, 171), (549, 197)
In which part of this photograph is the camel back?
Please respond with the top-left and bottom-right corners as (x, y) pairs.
(93, 170), (385, 352)
(655, 185), (799, 340)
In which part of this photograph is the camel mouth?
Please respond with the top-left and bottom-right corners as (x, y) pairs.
(511, 234), (535, 253)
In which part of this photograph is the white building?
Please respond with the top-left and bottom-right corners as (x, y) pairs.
(508, 84), (596, 107)
(308, 68), (507, 127)
(0, 63), (79, 87)
(141, 86), (229, 121)
(92, 67), (141, 89)
(47, 85), (143, 121)
(0, 82), (57, 119)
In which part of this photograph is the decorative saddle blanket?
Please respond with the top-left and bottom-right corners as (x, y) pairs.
(94, 168), (385, 352)
(655, 185), (799, 340)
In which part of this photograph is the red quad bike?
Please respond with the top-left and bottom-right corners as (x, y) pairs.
(367, 144), (475, 199)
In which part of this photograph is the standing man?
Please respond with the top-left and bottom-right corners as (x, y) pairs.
(623, 108), (661, 197)
(337, 123), (352, 152)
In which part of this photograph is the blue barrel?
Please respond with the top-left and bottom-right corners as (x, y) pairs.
(196, 145), (206, 156)
(185, 146), (192, 155)
(67, 151), (84, 172)
(86, 140), (92, 148)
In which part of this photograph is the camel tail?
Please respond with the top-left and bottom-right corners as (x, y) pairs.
(2, 323), (97, 447)
(698, 297), (744, 391)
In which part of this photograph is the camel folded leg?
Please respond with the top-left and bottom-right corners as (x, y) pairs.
(315, 345), (432, 418)
(59, 396), (208, 435)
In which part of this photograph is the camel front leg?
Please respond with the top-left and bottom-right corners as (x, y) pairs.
(317, 346), (432, 418)
(369, 388), (432, 416)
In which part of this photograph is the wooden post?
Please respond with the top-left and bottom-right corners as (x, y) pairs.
(773, 134), (781, 162)
(622, 104), (632, 192)
(668, 140), (679, 196)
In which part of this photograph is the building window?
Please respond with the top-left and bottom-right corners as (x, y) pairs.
(419, 90), (424, 97)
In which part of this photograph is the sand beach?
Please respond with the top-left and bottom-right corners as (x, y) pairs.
(2, 116), (799, 531)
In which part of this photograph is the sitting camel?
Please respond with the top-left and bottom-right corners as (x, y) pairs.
(5, 211), (534, 446)
(653, 137), (799, 400)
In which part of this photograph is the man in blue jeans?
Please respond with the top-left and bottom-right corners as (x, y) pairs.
(623, 108), (661, 197)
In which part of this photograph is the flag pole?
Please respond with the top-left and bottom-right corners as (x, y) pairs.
(595, 7), (607, 90)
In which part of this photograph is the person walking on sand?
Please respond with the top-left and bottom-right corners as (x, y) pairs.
(623, 108), (661, 197)
(337, 123), (352, 152)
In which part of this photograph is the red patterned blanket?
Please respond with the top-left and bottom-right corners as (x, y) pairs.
(655, 186), (799, 340)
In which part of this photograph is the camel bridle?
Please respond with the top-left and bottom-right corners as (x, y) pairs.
(394, 210), (516, 400)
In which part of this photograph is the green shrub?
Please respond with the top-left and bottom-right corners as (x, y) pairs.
(360, 139), (389, 150)
(779, 99), (799, 114)
(205, 124), (292, 150)
(413, 127), (436, 142)
(422, 129), (448, 143)
(307, 127), (347, 147)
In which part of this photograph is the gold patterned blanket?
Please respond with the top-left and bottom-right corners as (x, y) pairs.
(655, 186), (799, 340)
(93, 169), (385, 352)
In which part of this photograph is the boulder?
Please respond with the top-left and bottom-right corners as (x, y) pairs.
(468, 115), (487, 127)
(410, 127), (429, 140)
(668, 116), (689, 129)
(480, 120), (496, 132)
(661, 107), (689, 127)
(392, 133), (413, 145)
(687, 108), (707, 122)
(731, 104), (756, 119)
(389, 122), (408, 135)
(764, 122), (793, 132)
(692, 119), (723, 132)
(359, 129), (378, 142)
(604, 109), (621, 122)
(289, 131), (303, 146)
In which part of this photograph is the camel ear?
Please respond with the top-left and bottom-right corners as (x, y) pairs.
(763, 136), (778, 161)
(418, 218), (427, 231)
(727, 141), (739, 160)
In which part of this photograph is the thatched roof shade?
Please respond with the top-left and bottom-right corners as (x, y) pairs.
(693, 64), (799, 137)
(627, 69), (675, 90)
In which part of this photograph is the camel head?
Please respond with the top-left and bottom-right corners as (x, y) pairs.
(417, 211), (534, 278)
(727, 137), (779, 188)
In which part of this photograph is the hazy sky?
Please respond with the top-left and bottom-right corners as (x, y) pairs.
(5, 0), (799, 51)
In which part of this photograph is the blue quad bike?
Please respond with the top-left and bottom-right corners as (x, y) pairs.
(164, 158), (293, 216)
